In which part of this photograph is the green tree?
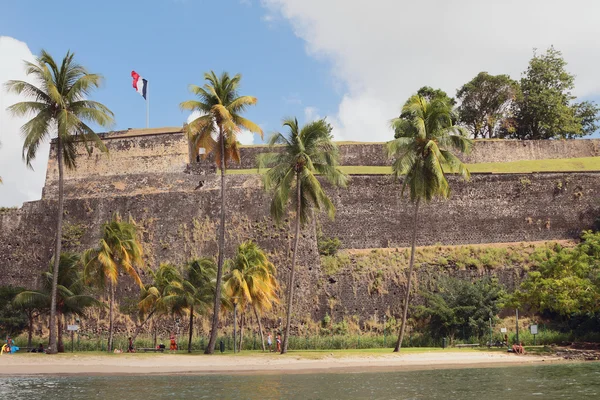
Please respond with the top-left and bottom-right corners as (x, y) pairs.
(224, 241), (279, 351)
(513, 233), (600, 317)
(0, 286), (28, 339)
(456, 72), (519, 138)
(135, 262), (182, 342)
(258, 118), (348, 353)
(165, 258), (217, 353)
(180, 71), (262, 354)
(5, 50), (114, 353)
(395, 87), (456, 138)
(388, 95), (472, 352)
(510, 47), (599, 139)
(83, 214), (144, 352)
(415, 277), (505, 343)
(15, 253), (102, 352)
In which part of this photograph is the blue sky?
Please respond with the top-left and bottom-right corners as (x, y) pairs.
(1, 0), (600, 207)
(0, 0), (341, 142)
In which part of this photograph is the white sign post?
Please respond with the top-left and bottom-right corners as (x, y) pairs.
(530, 324), (538, 345)
(67, 325), (79, 353)
(500, 327), (507, 333)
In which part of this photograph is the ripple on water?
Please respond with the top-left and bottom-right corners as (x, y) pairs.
(2, 363), (600, 400)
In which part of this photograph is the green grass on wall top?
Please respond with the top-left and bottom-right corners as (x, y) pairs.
(227, 157), (600, 175)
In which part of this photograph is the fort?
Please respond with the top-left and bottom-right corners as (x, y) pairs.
(1, 127), (599, 328)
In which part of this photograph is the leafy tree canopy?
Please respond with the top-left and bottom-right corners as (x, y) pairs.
(414, 277), (505, 341)
(513, 231), (600, 316)
(395, 87), (456, 138)
(509, 47), (599, 139)
(457, 72), (519, 138)
(0, 286), (27, 338)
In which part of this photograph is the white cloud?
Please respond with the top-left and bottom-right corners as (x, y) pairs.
(0, 36), (49, 208)
(262, 0), (600, 142)
(283, 93), (302, 105)
(303, 106), (319, 122)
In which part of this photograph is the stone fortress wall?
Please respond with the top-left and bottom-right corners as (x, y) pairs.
(2, 127), (599, 324)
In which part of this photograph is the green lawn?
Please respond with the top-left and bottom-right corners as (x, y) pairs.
(228, 157), (600, 175)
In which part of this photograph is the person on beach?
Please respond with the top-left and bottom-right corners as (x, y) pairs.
(6, 337), (12, 353)
(512, 342), (525, 354)
(127, 337), (135, 353)
(170, 334), (178, 351)
(267, 332), (273, 352)
(276, 333), (281, 353)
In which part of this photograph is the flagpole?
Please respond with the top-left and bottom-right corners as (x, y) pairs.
(146, 82), (149, 128)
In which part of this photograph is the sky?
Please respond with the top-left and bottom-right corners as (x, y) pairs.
(1, 0), (600, 207)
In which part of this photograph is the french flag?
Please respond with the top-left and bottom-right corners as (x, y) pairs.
(131, 71), (148, 100)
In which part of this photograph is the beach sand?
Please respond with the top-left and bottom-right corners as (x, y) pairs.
(0, 351), (563, 376)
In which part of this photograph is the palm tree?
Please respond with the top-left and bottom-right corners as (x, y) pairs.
(180, 71), (262, 354)
(14, 253), (103, 352)
(83, 213), (144, 352)
(258, 118), (348, 354)
(387, 95), (472, 352)
(5, 50), (114, 353)
(135, 263), (182, 342)
(164, 258), (216, 353)
(224, 241), (279, 351)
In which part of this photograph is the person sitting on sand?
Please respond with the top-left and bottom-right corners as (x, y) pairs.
(512, 342), (525, 354)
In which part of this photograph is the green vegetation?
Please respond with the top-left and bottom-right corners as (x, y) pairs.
(229, 156), (600, 176)
(457, 72), (519, 139)
(83, 213), (144, 352)
(512, 231), (600, 320)
(5, 50), (114, 354)
(258, 117), (348, 354)
(224, 241), (279, 351)
(180, 71), (262, 355)
(414, 277), (505, 343)
(14, 253), (102, 352)
(388, 94), (472, 352)
(510, 47), (600, 139)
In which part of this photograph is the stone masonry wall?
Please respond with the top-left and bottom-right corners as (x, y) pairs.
(2, 171), (599, 325)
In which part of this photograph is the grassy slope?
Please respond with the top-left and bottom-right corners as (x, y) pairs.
(227, 157), (600, 175)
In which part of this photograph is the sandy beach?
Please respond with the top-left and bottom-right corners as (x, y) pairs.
(0, 351), (563, 376)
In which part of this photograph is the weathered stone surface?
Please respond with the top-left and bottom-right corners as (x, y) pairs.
(3, 128), (599, 328)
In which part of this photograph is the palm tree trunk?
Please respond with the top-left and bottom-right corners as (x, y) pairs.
(238, 310), (245, 351)
(188, 305), (194, 353)
(206, 126), (226, 355)
(253, 306), (266, 352)
(57, 311), (64, 353)
(108, 280), (115, 352)
(27, 312), (34, 348)
(394, 198), (420, 352)
(282, 173), (301, 354)
(132, 309), (155, 341)
(48, 136), (64, 354)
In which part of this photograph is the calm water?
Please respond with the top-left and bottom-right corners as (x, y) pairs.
(1, 363), (599, 399)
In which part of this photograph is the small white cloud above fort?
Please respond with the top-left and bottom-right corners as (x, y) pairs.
(0, 36), (49, 207)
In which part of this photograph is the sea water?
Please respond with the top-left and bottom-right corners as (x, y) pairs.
(1, 362), (599, 399)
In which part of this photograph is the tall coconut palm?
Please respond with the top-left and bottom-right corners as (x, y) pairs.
(5, 50), (114, 353)
(258, 118), (348, 354)
(164, 258), (216, 353)
(224, 241), (279, 351)
(387, 95), (472, 352)
(83, 213), (144, 352)
(14, 253), (103, 352)
(180, 71), (262, 354)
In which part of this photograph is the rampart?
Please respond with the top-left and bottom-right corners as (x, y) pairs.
(2, 128), (599, 325)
